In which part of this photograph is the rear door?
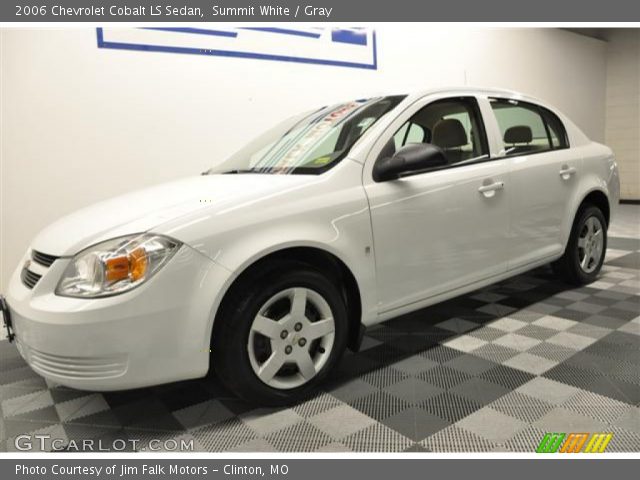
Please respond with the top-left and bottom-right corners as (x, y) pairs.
(488, 98), (578, 270)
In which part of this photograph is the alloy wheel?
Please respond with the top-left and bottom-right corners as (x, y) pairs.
(247, 287), (335, 390)
(577, 216), (604, 273)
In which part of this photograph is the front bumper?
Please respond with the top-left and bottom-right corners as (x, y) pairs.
(4, 245), (231, 391)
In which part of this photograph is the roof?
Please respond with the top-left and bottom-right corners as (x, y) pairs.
(409, 86), (542, 103)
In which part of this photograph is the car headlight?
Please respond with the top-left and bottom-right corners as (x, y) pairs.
(56, 234), (181, 298)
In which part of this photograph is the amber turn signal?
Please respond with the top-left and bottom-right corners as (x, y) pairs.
(104, 247), (148, 283)
(129, 247), (148, 281)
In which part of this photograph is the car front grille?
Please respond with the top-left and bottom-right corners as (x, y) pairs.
(21, 249), (59, 289)
(32, 250), (59, 267)
(21, 268), (42, 289)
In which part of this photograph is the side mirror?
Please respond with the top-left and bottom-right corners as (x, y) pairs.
(373, 143), (448, 182)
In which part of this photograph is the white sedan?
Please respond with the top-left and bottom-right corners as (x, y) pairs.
(2, 88), (619, 405)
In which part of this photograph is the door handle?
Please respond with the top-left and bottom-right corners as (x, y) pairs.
(559, 165), (576, 179)
(478, 181), (504, 197)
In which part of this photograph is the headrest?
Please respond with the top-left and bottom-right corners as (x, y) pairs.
(504, 125), (532, 144)
(432, 119), (467, 149)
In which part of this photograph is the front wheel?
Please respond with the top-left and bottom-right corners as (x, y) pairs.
(552, 205), (607, 285)
(212, 263), (348, 406)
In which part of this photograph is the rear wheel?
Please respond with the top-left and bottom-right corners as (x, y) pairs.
(212, 262), (348, 406)
(552, 205), (607, 285)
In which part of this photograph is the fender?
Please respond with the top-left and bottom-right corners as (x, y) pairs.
(561, 147), (615, 251)
(201, 238), (372, 353)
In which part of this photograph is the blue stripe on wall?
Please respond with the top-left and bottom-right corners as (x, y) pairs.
(141, 27), (238, 38)
(95, 28), (377, 70)
(331, 29), (368, 46)
(239, 27), (322, 39)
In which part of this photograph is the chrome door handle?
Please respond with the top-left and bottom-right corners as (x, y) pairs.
(559, 166), (576, 179)
(478, 181), (504, 195)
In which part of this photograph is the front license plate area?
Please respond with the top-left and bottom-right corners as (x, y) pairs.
(0, 296), (15, 342)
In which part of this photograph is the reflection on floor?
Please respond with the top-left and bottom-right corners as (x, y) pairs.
(1, 211), (639, 452)
(609, 203), (640, 239)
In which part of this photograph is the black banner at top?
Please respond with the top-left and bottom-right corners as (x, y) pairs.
(3, 0), (640, 22)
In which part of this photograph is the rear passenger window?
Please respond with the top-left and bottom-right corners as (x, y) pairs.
(490, 98), (569, 156)
(540, 107), (569, 149)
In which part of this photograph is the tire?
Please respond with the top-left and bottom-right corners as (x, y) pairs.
(211, 261), (348, 406)
(552, 205), (607, 285)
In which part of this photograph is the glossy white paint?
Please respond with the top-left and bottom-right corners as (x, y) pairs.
(365, 158), (511, 313)
(7, 244), (230, 390)
(5, 87), (619, 390)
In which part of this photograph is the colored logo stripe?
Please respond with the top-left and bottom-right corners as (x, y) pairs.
(560, 433), (589, 453)
(584, 433), (613, 453)
(536, 433), (566, 453)
(537, 433), (614, 453)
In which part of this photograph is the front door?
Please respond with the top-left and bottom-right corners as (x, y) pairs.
(364, 96), (510, 314)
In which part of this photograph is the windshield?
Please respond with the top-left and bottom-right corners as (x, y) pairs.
(208, 95), (405, 175)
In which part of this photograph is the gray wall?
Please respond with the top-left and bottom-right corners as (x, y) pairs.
(605, 29), (640, 200)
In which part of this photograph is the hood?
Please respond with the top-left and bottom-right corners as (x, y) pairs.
(31, 174), (316, 256)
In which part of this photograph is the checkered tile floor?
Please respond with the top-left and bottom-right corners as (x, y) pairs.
(1, 237), (638, 452)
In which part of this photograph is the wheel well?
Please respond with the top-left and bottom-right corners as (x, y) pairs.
(215, 247), (364, 352)
(579, 190), (610, 226)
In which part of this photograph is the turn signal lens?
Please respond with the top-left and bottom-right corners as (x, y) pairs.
(105, 255), (129, 282)
(129, 247), (148, 281)
(104, 247), (148, 283)
(56, 234), (180, 298)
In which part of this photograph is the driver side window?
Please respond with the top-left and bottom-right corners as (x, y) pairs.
(394, 122), (427, 149)
(380, 97), (489, 168)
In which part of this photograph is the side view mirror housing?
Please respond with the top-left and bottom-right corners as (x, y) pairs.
(373, 143), (448, 182)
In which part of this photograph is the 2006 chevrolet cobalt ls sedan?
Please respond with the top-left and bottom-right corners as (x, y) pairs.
(2, 88), (619, 405)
